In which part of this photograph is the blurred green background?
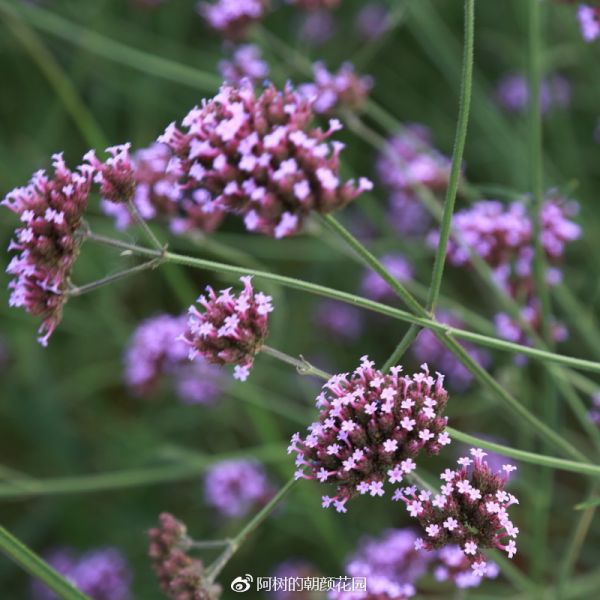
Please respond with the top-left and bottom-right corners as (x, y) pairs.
(1, 0), (600, 597)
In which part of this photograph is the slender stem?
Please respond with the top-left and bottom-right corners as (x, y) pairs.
(426, 0), (475, 312)
(68, 259), (162, 297)
(187, 540), (231, 550)
(382, 324), (420, 371)
(0, 525), (92, 600)
(127, 200), (166, 252)
(261, 345), (331, 380)
(207, 477), (297, 582)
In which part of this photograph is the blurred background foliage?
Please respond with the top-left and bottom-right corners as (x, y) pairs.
(1, 0), (600, 597)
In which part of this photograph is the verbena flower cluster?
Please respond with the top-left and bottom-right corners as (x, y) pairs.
(299, 62), (373, 115)
(101, 143), (224, 235)
(578, 4), (600, 41)
(495, 72), (571, 114)
(2, 154), (93, 346)
(412, 311), (491, 391)
(159, 80), (372, 238)
(289, 357), (450, 513)
(198, 0), (269, 39)
(31, 547), (132, 600)
(356, 3), (390, 40)
(148, 513), (222, 600)
(396, 448), (518, 579)
(300, 10), (335, 45)
(218, 44), (269, 85)
(588, 393), (600, 428)
(378, 125), (452, 236)
(84, 144), (137, 204)
(329, 529), (430, 599)
(432, 545), (499, 589)
(361, 253), (413, 302)
(182, 276), (273, 381)
(316, 300), (364, 341)
(204, 459), (274, 517)
(125, 313), (224, 405)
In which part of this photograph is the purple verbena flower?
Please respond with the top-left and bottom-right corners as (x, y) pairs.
(159, 81), (372, 238)
(289, 357), (450, 513)
(361, 254), (413, 302)
(125, 313), (224, 404)
(329, 528), (432, 599)
(84, 144), (136, 203)
(412, 312), (491, 391)
(31, 547), (132, 600)
(433, 545), (499, 589)
(270, 560), (321, 599)
(204, 459), (274, 518)
(495, 73), (571, 114)
(316, 300), (364, 340)
(589, 393), (600, 427)
(356, 3), (391, 40)
(148, 513), (222, 599)
(2, 153), (93, 345)
(218, 44), (269, 84)
(396, 448), (519, 578)
(198, 0), (268, 39)
(299, 62), (373, 115)
(299, 10), (335, 45)
(182, 276), (273, 381)
(578, 5), (600, 41)
(389, 191), (432, 236)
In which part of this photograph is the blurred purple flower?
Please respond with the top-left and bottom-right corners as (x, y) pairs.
(299, 10), (335, 45)
(218, 44), (269, 84)
(412, 311), (491, 391)
(495, 72), (571, 114)
(316, 300), (363, 340)
(389, 191), (432, 236)
(361, 254), (413, 302)
(204, 459), (274, 518)
(433, 545), (499, 589)
(31, 547), (131, 600)
(197, 0), (269, 40)
(589, 393), (600, 428)
(270, 560), (321, 599)
(578, 5), (600, 41)
(356, 3), (391, 40)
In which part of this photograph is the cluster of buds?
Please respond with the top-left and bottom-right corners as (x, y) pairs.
(100, 143), (224, 235)
(182, 276), (273, 381)
(159, 80), (372, 238)
(2, 154), (93, 346)
(84, 144), (136, 204)
(288, 0), (340, 9)
(204, 459), (274, 518)
(432, 545), (499, 590)
(125, 313), (225, 405)
(395, 448), (519, 579)
(198, 0), (269, 40)
(218, 44), (269, 85)
(289, 357), (450, 513)
(299, 62), (373, 115)
(148, 513), (222, 600)
(578, 4), (600, 41)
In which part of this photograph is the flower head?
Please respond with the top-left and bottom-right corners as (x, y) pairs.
(316, 300), (364, 340)
(299, 62), (373, 115)
(356, 3), (391, 40)
(205, 459), (274, 518)
(290, 357), (450, 512)
(218, 44), (269, 85)
(159, 81), (371, 238)
(182, 276), (273, 380)
(433, 545), (499, 589)
(2, 153), (93, 345)
(578, 5), (600, 41)
(84, 143), (136, 203)
(148, 513), (222, 600)
(31, 547), (131, 600)
(397, 448), (519, 571)
(495, 73), (571, 114)
(198, 0), (268, 39)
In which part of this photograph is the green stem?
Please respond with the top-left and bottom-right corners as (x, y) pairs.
(127, 200), (166, 252)
(426, 0), (475, 312)
(382, 325), (421, 371)
(261, 345), (331, 381)
(0, 525), (92, 600)
(207, 477), (297, 582)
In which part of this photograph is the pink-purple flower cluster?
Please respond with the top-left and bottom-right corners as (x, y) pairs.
(578, 5), (600, 41)
(159, 81), (372, 238)
(198, 0), (269, 39)
(101, 143), (224, 235)
(289, 357), (450, 513)
(148, 513), (222, 600)
(432, 545), (499, 589)
(2, 154), (93, 346)
(204, 459), (274, 517)
(182, 276), (273, 381)
(218, 44), (269, 85)
(361, 254), (413, 302)
(125, 313), (224, 405)
(329, 529), (430, 599)
(395, 448), (518, 579)
(356, 3), (390, 40)
(32, 547), (132, 600)
(495, 73), (571, 114)
(412, 311), (490, 391)
(316, 300), (364, 341)
(299, 62), (373, 115)
(84, 144), (137, 204)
